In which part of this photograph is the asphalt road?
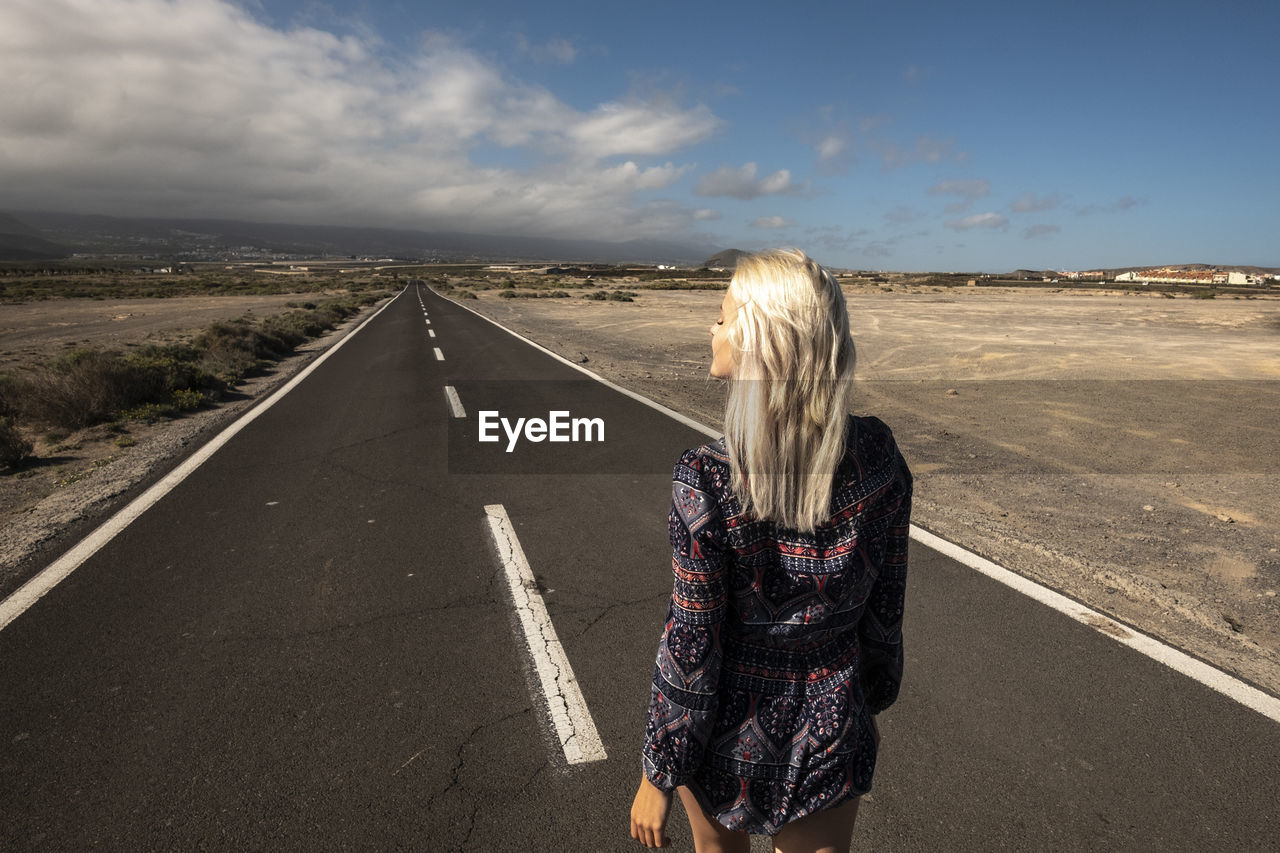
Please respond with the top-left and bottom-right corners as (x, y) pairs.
(2, 284), (1277, 851)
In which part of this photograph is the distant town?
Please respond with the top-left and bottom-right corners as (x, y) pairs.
(1056, 267), (1275, 286)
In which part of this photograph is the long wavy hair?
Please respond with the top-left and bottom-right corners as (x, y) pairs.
(721, 248), (856, 533)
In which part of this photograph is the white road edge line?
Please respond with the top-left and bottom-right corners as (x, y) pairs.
(444, 385), (466, 418)
(434, 285), (1280, 724)
(911, 526), (1280, 723)
(484, 503), (607, 765)
(0, 289), (406, 633)
(433, 347), (444, 360)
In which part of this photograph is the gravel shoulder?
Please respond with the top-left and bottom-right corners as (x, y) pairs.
(442, 285), (1280, 698)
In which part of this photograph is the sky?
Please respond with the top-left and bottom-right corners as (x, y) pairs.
(3, 0), (1278, 272)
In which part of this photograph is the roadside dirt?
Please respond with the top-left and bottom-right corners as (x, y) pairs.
(0, 294), (318, 371)
(443, 284), (1280, 698)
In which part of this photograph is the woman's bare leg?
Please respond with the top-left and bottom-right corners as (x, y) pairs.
(676, 786), (752, 853)
(771, 796), (860, 853)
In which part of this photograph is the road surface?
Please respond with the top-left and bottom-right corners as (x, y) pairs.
(2, 284), (1277, 851)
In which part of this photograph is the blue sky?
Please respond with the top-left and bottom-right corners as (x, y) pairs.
(4, 0), (1277, 271)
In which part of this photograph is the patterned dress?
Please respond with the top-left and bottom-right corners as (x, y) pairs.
(642, 414), (912, 836)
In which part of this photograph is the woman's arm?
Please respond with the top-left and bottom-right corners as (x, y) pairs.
(858, 453), (912, 714)
(640, 449), (730, 791)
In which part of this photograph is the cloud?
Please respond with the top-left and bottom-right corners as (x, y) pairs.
(883, 206), (921, 225)
(750, 216), (793, 229)
(816, 135), (848, 162)
(1011, 192), (1063, 213)
(879, 135), (965, 168)
(928, 179), (990, 199)
(514, 34), (578, 64)
(945, 213), (1009, 231)
(803, 224), (872, 254)
(568, 101), (719, 158)
(0, 0), (721, 241)
(1076, 196), (1144, 216)
(1023, 224), (1061, 239)
(695, 163), (806, 199)
(805, 107), (858, 174)
(693, 208), (722, 221)
(928, 180), (989, 214)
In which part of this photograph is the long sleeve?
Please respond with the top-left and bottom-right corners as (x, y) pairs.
(858, 450), (913, 715)
(641, 450), (730, 791)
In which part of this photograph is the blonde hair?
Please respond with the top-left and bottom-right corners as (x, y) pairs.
(721, 248), (856, 533)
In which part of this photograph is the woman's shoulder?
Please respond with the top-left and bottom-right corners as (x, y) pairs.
(849, 413), (894, 441)
(845, 414), (912, 487)
(674, 438), (730, 474)
(673, 439), (732, 492)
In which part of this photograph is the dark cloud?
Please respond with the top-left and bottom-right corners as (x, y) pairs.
(0, 0), (722, 241)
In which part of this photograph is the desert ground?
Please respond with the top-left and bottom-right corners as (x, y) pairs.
(442, 283), (1280, 697)
(0, 294), (315, 370)
(3, 281), (1278, 699)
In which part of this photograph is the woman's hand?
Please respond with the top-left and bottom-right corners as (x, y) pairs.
(630, 774), (673, 848)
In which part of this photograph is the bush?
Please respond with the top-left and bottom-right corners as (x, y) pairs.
(0, 416), (32, 470)
(195, 321), (292, 382)
(1192, 289), (1217, 299)
(9, 349), (173, 429)
(2, 293), (385, 435)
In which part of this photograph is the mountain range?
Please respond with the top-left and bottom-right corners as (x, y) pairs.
(0, 211), (722, 265)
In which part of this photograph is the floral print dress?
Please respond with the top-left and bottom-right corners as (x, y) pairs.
(642, 415), (912, 836)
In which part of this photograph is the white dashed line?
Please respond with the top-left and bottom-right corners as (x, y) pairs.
(484, 504), (606, 765)
(428, 329), (436, 338)
(444, 385), (466, 418)
(433, 347), (444, 360)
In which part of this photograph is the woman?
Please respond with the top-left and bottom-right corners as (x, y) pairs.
(630, 249), (912, 852)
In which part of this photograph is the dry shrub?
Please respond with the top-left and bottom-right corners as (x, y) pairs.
(0, 415), (32, 470)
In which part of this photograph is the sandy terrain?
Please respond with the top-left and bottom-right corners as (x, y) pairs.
(0, 294), (318, 370)
(443, 285), (1280, 697)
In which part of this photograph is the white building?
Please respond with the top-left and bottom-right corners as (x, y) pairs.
(1226, 271), (1262, 285)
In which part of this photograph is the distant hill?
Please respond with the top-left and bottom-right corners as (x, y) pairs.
(703, 248), (748, 268)
(6, 211), (721, 265)
(0, 214), (70, 260)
